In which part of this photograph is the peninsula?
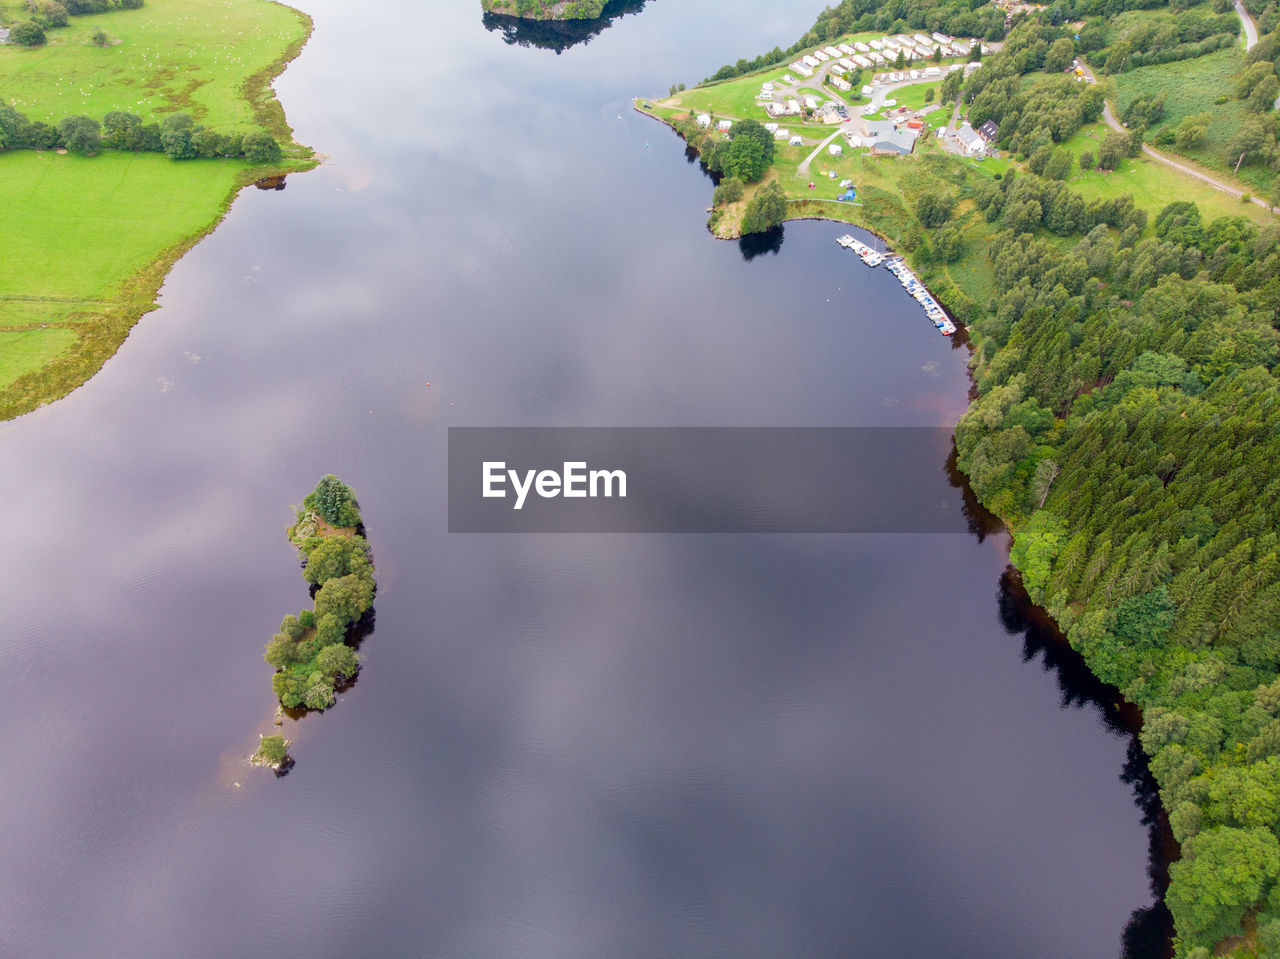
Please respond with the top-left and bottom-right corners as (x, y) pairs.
(644, 4), (1280, 957)
(0, 0), (314, 422)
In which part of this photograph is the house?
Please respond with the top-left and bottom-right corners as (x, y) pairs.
(717, 119), (733, 132)
(803, 95), (820, 110)
(764, 122), (779, 133)
(882, 37), (900, 50)
(775, 127), (790, 139)
(829, 144), (843, 156)
(829, 75), (852, 92)
(955, 122), (985, 154)
(789, 135), (805, 145)
(854, 118), (919, 155)
(869, 39), (885, 50)
(762, 82), (774, 91)
(766, 102), (787, 117)
(818, 103), (842, 123)
(924, 66), (941, 77)
(805, 54), (823, 66)
(869, 51), (885, 63)
(861, 85), (875, 97)
(913, 33), (932, 45)
(964, 61), (982, 76)
(838, 43), (856, 55)
(828, 64), (848, 78)
(757, 91), (774, 100)
(792, 62), (813, 78)
(853, 55), (872, 69)
(785, 99), (802, 115)
(978, 119), (1000, 142)
(837, 57), (854, 70)
(932, 31), (950, 44)
(824, 46), (843, 58)
(695, 114), (711, 128)
(855, 41), (870, 53)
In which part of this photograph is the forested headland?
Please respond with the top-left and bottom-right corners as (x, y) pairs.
(644, 0), (1280, 953)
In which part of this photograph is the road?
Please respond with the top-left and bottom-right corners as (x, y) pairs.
(1234, 0), (1258, 49)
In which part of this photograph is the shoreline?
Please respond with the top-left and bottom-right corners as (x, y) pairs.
(0, 0), (318, 425)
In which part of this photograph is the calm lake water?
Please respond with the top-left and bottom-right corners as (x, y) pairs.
(0, 0), (1171, 956)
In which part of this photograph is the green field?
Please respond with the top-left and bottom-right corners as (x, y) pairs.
(0, 150), (258, 409)
(0, 0), (309, 136)
(1056, 120), (1274, 225)
(1111, 49), (1277, 195)
(0, 0), (312, 421)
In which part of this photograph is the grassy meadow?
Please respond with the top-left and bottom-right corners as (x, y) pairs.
(0, 0), (312, 420)
(0, 0), (310, 136)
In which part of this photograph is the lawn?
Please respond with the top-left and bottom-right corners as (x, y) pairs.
(0, 151), (252, 303)
(0, 0), (310, 136)
(0, 328), (78, 389)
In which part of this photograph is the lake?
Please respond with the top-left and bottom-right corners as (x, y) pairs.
(0, 0), (1170, 955)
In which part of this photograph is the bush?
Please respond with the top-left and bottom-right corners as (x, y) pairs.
(1079, 150), (1095, 170)
(713, 176), (744, 206)
(10, 21), (46, 45)
(252, 735), (289, 766)
(241, 131), (282, 164)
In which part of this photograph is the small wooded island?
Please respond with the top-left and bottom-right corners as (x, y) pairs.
(480, 0), (607, 20)
(251, 476), (376, 770)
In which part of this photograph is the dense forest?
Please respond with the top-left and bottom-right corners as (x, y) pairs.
(932, 9), (1280, 957)
(696, 0), (1280, 952)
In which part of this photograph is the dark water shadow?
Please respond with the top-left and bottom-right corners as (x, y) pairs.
(481, 0), (649, 54)
(738, 226), (784, 260)
(945, 437), (1175, 957)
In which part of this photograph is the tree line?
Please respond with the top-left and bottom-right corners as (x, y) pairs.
(0, 101), (284, 163)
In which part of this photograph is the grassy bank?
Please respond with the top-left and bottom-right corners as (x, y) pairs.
(0, 0), (314, 421)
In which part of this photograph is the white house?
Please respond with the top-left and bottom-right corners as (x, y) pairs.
(789, 135), (804, 145)
(869, 51), (885, 63)
(805, 54), (823, 66)
(829, 144), (843, 156)
(793, 63), (813, 78)
(786, 98), (802, 115)
(762, 82), (774, 91)
(764, 122), (779, 132)
(861, 84), (875, 97)
(717, 119), (733, 132)
(913, 33), (932, 45)
(853, 55), (872, 68)
(695, 114), (711, 128)
(855, 41), (871, 53)
(838, 43), (856, 55)
(774, 127), (790, 139)
(924, 66), (941, 77)
(824, 46), (843, 58)
(955, 122), (985, 155)
(932, 32), (950, 44)
(829, 75), (852, 92)
(869, 39), (885, 50)
(803, 95), (820, 109)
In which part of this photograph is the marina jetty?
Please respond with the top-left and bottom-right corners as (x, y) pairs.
(837, 234), (955, 335)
